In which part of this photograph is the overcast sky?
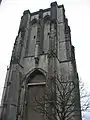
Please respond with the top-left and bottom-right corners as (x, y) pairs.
(0, 0), (90, 119)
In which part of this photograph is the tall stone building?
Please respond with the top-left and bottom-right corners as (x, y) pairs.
(0, 2), (82, 120)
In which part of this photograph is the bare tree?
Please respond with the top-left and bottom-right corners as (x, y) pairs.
(33, 73), (76, 120)
(33, 72), (90, 120)
(80, 80), (90, 119)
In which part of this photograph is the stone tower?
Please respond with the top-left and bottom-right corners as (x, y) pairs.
(0, 2), (82, 120)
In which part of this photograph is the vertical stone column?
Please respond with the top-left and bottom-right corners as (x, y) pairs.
(0, 10), (31, 120)
(47, 2), (58, 120)
(34, 20), (40, 64)
(0, 65), (23, 120)
(10, 10), (31, 66)
(35, 9), (44, 64)
(0, 68), (11, 120)
(19, 10), (31, 64)
(39, 9), (44, 54)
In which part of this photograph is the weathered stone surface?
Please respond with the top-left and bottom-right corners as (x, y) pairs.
(0, 2), (82, 120)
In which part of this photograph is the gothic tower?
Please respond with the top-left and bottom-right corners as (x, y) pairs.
(0, 2), (82, 120)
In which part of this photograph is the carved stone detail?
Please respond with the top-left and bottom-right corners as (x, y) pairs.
(34, 20), (42, 65)
(48, 22), (57, 52)
(47, 50), (56, 58)
(35, 57), (39, 64)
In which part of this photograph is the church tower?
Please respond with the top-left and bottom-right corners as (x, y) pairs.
(0, 2), (82, 120)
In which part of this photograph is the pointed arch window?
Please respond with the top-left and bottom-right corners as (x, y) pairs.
(25, 70), (46, 120)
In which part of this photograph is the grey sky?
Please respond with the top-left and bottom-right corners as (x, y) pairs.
(0, 0), (90, 119)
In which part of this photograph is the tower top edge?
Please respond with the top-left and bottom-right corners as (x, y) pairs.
(50, 1), (57, 6)
(23, 3), (64, 16)
(23, 10), (30, 15)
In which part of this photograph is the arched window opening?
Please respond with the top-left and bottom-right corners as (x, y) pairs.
(43, 19), (50, 53)
(44, 15), (50, 23)
(25, 70), (46, 120)
(31, 18), (38, 25)
(27, 70), (46, 84)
